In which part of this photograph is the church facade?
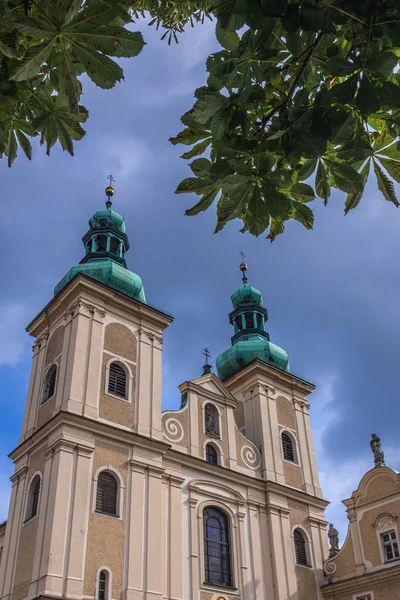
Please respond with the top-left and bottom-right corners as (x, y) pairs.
(0, 188), (399, 600)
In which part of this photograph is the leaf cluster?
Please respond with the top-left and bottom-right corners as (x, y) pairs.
(0, 0), (144, 165)
(172, 0), (400, 239)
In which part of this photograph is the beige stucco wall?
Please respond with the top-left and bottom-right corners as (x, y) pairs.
(0, 524), (6, 580)
(283, 461), (303, 490)
(358, 473), (398, 505)
(276, 396), (296, 430)
(11, 449), (45, 600)
(84, 441), (129, 600)
(99, 354), (135, 428)
(104, 323), (137, 362)
(295, 564), (319, 600)
(326, 531), (356, 579)
(360, 500), (400, 566)
(45, 326), (64, 366)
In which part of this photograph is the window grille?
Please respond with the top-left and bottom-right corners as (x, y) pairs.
(381, 530), (399, 562)
(96, 472), (118, 516)
(294, 529), (309, 566)
(42, 364), (57, 404)
(356, 596), (372, 600)
(282, 433), (296, 462)
(203, 507), (232, 587)
(206, 444), (218, 465)
(98, 570), (107, 600)
(25, 475), (41, 522)
(108, 363), (127, 399)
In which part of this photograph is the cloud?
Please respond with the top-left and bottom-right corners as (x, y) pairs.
(0, 303), (30, 367)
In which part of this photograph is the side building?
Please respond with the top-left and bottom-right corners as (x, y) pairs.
(1, 186), (331, 600)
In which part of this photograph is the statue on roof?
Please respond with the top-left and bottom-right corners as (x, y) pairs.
(328, 523), (339, 557)
(370, 433), (385, 468)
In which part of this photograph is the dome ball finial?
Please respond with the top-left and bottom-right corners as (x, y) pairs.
(105, 174), (115, 209)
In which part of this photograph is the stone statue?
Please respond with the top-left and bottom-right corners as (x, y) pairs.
(370, 433), (385, 467)
(205, 403), (219, 436)
(328, 523), (339, 557)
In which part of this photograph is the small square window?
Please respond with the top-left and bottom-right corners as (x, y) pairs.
(381, 530), (399, 562)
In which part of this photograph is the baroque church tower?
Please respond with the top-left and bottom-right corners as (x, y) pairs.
(0, 185), (329, 600)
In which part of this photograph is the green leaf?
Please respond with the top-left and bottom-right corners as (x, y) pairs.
(373, 130), (395, 153)
(356, 75), (381, 115)
(378, 141), (400, 161)
(11, 40), (56, 81)
(215, 183), (252, 232)
(216, 24), (240, 52)
(315, 160), (330, 203)
(0, 39), (15, 58)
(373, 160), (399, 206)
(15, 128), (32, 160)
(242, 187), (270, 236)
(185, 189), (219, 216)
(181, 138), (212, 159)
(267, 218), (285, 242)
(171, 128), (208, 147)
(189, 158), (212, 176)
(378, 157), (400, 184)
(5, 129), (18, 167)
(290, 201), (314, 229)
(175, 177), (213, 194)
(344, 160), (370, 214)
(290, 183), (315, 203)
(71, 43), (123, 88)
(326, 160), (363, 193)
(298, 158), (318, 181)
(327, 74), (358, 104)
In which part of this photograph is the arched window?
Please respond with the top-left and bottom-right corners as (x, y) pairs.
(245, 312), (253, 329)
(97, 569), (110, 600)
(42, 364), (57, 404)
(203, 507), (232, 587)
(282, 432), (296, 463)
(205, 444), (218, 465)
(108, 362), (127, 399)
(294, 529), (310, 567)
(96, 471), (118, 516)
(25, 475), (41, 522)
(204, 403), (220, 437)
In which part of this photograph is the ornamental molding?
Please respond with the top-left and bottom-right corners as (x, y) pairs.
(163, 417), (184, 443)
(324, 561), (337, 576)
(373, 513), (398, 530)
(240, 444), (261, 470)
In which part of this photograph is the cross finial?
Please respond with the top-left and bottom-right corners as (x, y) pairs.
(105, 175), (115, 209)
(202, 348), (212, 376)
(239, 251), (248, 284)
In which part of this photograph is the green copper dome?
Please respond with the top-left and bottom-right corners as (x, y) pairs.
(216, 263), (289, 381)
(88, 209), (126, 233)
(231, 285), (262, 307)
(54, 188), (146, 303)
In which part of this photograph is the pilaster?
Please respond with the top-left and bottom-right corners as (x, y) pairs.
(126, 462), (146, 600)
(145, 466), (164, 600)
(26, 334), (48, 438)
(82, 306), (105, 419)
(0, 466), (28, 600)
(137, 330), (152, 437)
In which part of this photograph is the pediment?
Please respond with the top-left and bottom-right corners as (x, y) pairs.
(349, 467), (400, 507)
(184, 373), (237, 404)
(189, 478), (245, 503)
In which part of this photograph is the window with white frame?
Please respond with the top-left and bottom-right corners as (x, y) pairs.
(356, 595), (372, 600)
(42, 364), (57, 404)
(281, 431), (297, 463)
(293, 528), (311, 567)
(96, 471), (119, 516)
(381, 530), (399, 562)
(24, 474), (41, 522)
(97, 569), (111, 600)
(107, 362), (127, 399)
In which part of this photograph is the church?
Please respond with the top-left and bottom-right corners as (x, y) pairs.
(0, 184), (399, 600)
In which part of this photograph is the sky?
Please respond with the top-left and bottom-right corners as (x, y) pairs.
(1, 18), (400, 544)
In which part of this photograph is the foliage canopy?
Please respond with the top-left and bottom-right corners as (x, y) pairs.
(1, 0), (400, 239)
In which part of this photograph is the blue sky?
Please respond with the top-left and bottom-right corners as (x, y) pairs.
(1, 19), (399, 543)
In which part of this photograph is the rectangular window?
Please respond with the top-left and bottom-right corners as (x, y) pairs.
(381, 530), (399, 562)
(356, 596), (372, 600)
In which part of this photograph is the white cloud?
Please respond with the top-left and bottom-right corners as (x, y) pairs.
(0, 303), (30, 367)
